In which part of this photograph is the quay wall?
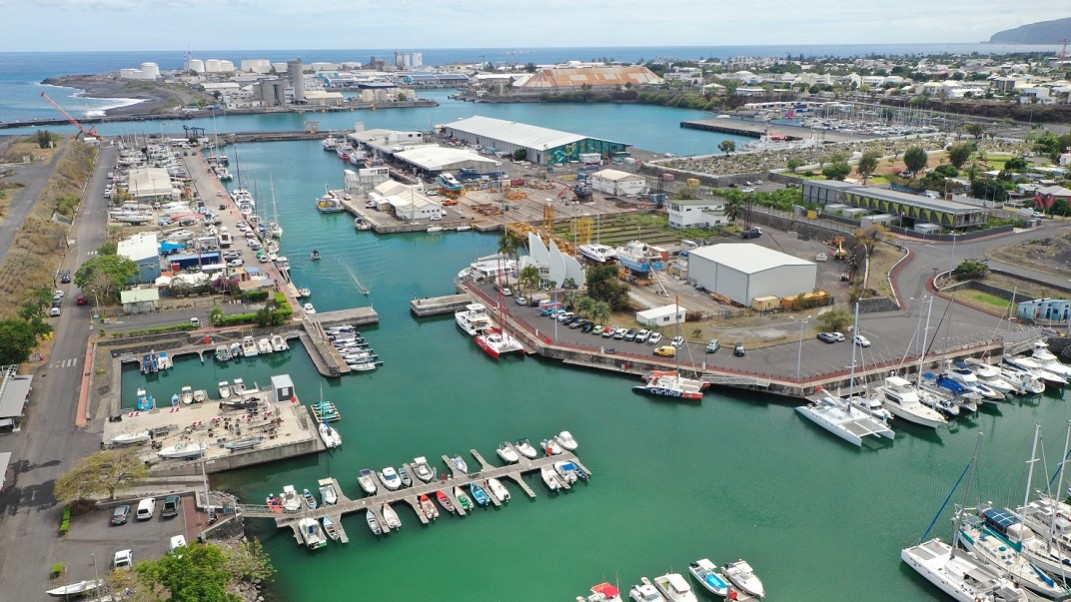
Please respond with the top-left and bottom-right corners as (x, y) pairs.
(149, 435), (321, 477)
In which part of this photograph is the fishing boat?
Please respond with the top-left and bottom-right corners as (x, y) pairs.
(556, 430), (579, 451)
(298, 517), (327, 549)
(449, 454), (468, 474)
(382, 503), (402, 529)
(135, 387), (155, 411)
(297, 286), (312, 298)
(318, 479), (338, 505)
(454, 486), (473, 511)
(110, 430), (151, 446)
(475, 326), (525, 359)
(180, 386), (194, 405)
(271, 334), (289, 352)
(316, 191), (345, 213)
(436, 490), (455, 514)
(318, 422), (342, 449)
(397, 465), (413, 488)
(215, 345), (232, 362)
(357, 469), (378, 495)
(157, 441), (206, 460)
(231, 378), (246, 397)
(266, 494), (283, 514)
(217, 381), (231, 400)
(469, 482), (491, 506)
(241, 336), (259, 358)
(455, 302), (493, 336)
(1030, 340), (1071, 377)
(541, 466), (562, 491)
(723, 560), (765, 599)
(379, 466), (401, 490)
(515, 438), (538, 459)
(46, 579), (105, 597)
(281, 485), (302, 512)
(541, 438), (563, 455)
(876, 375), (947, 429)
(486, 477), (510, 503)
(687, 558), (731, 597)
(223, 436), (264, 451)
(257, 338), (273, 355)
(412, 457), (436, 482)
(577, 243), (618, 264)
(304, 302), (317, 315)
(321, 516), (340, 542)
(554, 460), (579, 484)
(628, 577), (664, 602)
(420, 494), (440, 520)
(366, 510), (382, 535)
(193, 389), (208, 404)
(496, 442), (520, 463)
(302, 488), (318, 510)
(654, 573), (698, 602)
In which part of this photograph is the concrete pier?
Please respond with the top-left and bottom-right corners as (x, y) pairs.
(410, 294), (472, 317)
(680, 118), (872, 143)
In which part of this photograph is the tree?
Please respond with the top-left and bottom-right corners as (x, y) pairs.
(254, 301), (287, 327)
(74, 255), (138, 304)
(724, 197), (746, 222)
(953, 258), (989, 280)
(903, 146), (929, 174)
(585, 264), (630, 311)
(136, 543), (240, 602)
(512, 149), (527, 161)
(786, 157), (804, 172)
(1004, 156), (1029, 172)
(54, 448), (148, 503)
(519, 265), (541, 298)
(970, 179), (1008, 204)
(718, 140), (736, 156)
(933, 164), (959, 178)
(856, 151), (880, 183)
(575, 296), (596, 319)
(0, 319), (38, 365)
(591, 301), (611, 325)
(816, 309), (853, 333)
(946, 142), (973, 169)
(674, 185), (699, 200)
(965, 123), (986, 139)
(852, 224), (886, 256)
(822, 161), (851, 181)
(36, 130), (54, 149)
(524, 62), (537, 73)
(97, 240), (118, 255)
(222, 539), (275, 585)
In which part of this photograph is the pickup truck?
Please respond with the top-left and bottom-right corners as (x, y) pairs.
(740, 227), (762, 239)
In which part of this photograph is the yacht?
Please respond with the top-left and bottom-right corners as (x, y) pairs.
(876, 376), (947, 429)
(795, 391), (894, 447)
(723, 560), (766, 599)
(1030, 340), (1071, 378)
(455, 303), (492, 336)
(629, 577), (667, 602)
(577, 243), (618, 264)
(901, 538), (1027, 602)
(436, 172), (463, 191)
(998, 365), (1047, 395)
(946, 362), (1005, 402)
(963, 358), (1017, 395)
(1004, 355), (1068, 388)
(475, 327), (525, 360)
(378, 466), (402, 490)
(653, 573), (698, 602)
(241, 336), (259, 358)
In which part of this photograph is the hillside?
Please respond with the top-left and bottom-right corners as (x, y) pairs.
(989, 16), (1071, 44)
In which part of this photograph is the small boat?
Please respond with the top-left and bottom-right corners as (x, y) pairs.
(170, 393), (180, 408)
(475, 326), (525, 359)
(555, 460), (579, 484)
(449, 454), (469, 474)
(231, 378), (246, 397)
(297, 286), (312, 298)
(515, 438), (538, 459)
(302, 488), (318, 510)
(310, 249), (321, 261)
(298, 517), (327, 549)
(318, 480), (338, 505)
(366, 510), (382, 535)
(412, 456), (436, 482)
(157, 352), (172, 370)
(486, 477), (510, 503)
(541, 466), (562, 491)
(271, 334), (289, 352)
(281, 485), (302, 512)
(654, 573), (698, 602)
(382, 502), (402, 529)
(110, 430), (151, 446)
(321, 516), (340, 541)
(47, 579), (105, 597)
(257, 338), (273, 355)
(687, 558), (731, 597)
(266, 494), (283, 514)
(135, 387), (154, 411)
(582, 582), (622, 602)
(397, 465), (413, 488)
(420, 494), (440, 520)
(427, 226), (444, 233)
(230, 342), (242, 359)
(496, 441), (520, 464)
(241, 336), (258, 358)
(469, 482), (491, 506)
(354, 217), (372, 231)
(724, 560), (765, 599)
(222, 436), (264, 451)
(436, 490), (455, 514)
(541, 438), (563, 456)
(180, 386), (194, 405)
(304, 302), (317, 315)
(193, 389), (208, 403)
(215, 345), (232, 362)
(378, 466), (401, 490)
(141, 354), (153, 374)
(357, 469), (378, 495)
(157, 441), (205, 459)
(629, 577), (664, 602)
(454, 487), (474, 512)
(557, 430), (578, 451)
(217, 381), (231, 400)
(571, 462), (590, 481)
(318, 422), (342, 449)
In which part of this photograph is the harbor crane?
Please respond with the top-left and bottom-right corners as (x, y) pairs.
(39, 92), (99, 138)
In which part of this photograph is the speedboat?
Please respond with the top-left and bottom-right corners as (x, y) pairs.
(357, 469), (378, 495)
(412, 457), (436, 482)
(372, 504), (397, 533)
(486, 477), (511, 503)
(397, 465), (413, 488)
(321, 516), (340, 542)
(281, 485), (302, 512)
(257, 338), (273, 355)
(302, 488), (318, 510)
(231, 378), (246, 397)
(578, 243), (618, 264)
(179, 386), (194, 405)
(436, 490), (456, 514)
(723, 560), (765, 598)
(297, 286), (312, 298)
(653, 573), (698, 602)
(303, 302), (316, 315)
(629, 577), (665, 602)
(541, 438), (563, 455)
(454, 486), (474, 511)
(271, 334), (289, 352)
(876, 376), (947, 429)
(455, 303), (493, 336)
(366, 510), (382, 536)
(556, 430), (578, 451)
(420, 494), (440, 520)
(318, 422), (342, 449)
(298, 517), (327, 549)
(193, 389), (208, 403)
(318, 481), (338, 505)
(496, 441), (520, 463)
(515, 438), (538, 459)
(110, 430), (151, 446)
(378, 466), (401, 490)
(47, 579), (105, 597)
(135, 388), (154, 411)
(554, 460), (579, 484)
(215, 345), (232, 362)
(687, 559), (731, 597)
(469, 482), (491, 506)
(541, 466), (562, 491)
(449, 454), (468, 474)
(156, 441), (206, 459)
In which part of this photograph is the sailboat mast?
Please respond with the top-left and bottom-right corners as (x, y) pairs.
(951, 432), (985, 557)
(917, 296), (934, 387)
(848, 302), (860, 396)
(1021, 424), (1041, 515)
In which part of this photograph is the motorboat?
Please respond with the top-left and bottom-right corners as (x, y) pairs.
(687, 559), (731, 597)
(455, 302), (493, 336)
(257, 338), (273, 355)
(215, 345), (232, 362)
(554, 460), (579, 484)
(998, 365), (1047, 395)
(496, 441), (520, 463)
(454, 486), (474, 512)
(653, 573), (698, 602)
(378, 466), (401, 490)
(723, 560), (766, 599)
(157, 441), (206, 459)
(110, 430), (151, 446)
(633, 370), (705, 400)
(469, 482), (491, 506)
(135, 387), (155, 411)
(515, 438), (538, 459)
(436, 490), (456, 514)
(948, 361), (1005, 401)
(846, 389), (894, 423)
(170, 393), (181, 408)
(436, 172), (463, 191)
(321, 516), (341, 542)
(1030, 340), (1071, 377)
(281, 485), (302, 512)
(180, 386), (194, 405)
(157, 352), (172, 370)
(271, 334), (289, 352)
(354, 217), (372, 231)
(222, 436), (264, 451)
(420, 494), (440, 520)
(615, 241), (661, 274)
(916, 377), (965, 417)
(412, 457), (436, 482)
(901, 538), (1026, 602)
(321, 136), (338, 151)
(297, 286), (312, 298)
(1004, 355), (1068, 388)
(397, 465), (413, 488)
(541, 466), (562, 491)
(486, 477), (511, 503)
(193, 389), (208, 404)
(449, 454), (468, 474)
(310, 249), (321, 261)
(876, 376), (947, 429)
(299, 517), (327, 549)
(318, 480), (338, 505)
(230, 342), (242, 359)
(628, 577), (666, 602)
(541, 438), (563, 455)
(366, 510), (382, 535)
(241, 336), (259, 358)
(582, 582), (623, 602)
(304, 302), (317, 315)
(266, 494), (282, 514)
(382, 502), (402, 529)
(357, 469), (378, 495)
(316, 191), (345, 213)
(475, 327), (525, 359)
(47, 579), (105, 597)
(318, 422), (342, 449)
(302, 488), (318, 510)
(796, 392), (894, 447)
(556, 430), (578, 451)
(578, 243), (618, 264)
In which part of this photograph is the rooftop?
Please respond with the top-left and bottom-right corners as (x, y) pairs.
(393, 146), (500, 171)
(690, 243), (815, 274)
(445, 116), (592, 151)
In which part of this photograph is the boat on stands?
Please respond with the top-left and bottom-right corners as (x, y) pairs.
(46, 579), (105, 597)
(615, 241), (662, 274)
(110, 430), (151, 446)
(876, 376), (947, 429)
(436, 490), (455, 514)
(454, 486), (474, 512)
(379, 466), (402, 490)
(321, 516), (341, 542)
(412, 457), (436, 482)
(469, 482), (491, 506)
(633, 370), (705, 401)
(318, 422), (342, 449)
(281, 485), (302, 512)
(628, 577), (665, 602)
(318, 480), (338, 505)
(436, 172), (463, 191)
(420, 494), (440, 520)
(455, 302), (493, 336)
(687, 559), (731, 598)
(475, 326), (525, 359)
(382, 502), (402, 529)
(654, 573), (698, 602)
(486, 477), (511, 503)
(366, 510), (382, 535)
(577, 243), (618, 264)
(222, 436), (264, 451)
(157, 441), (206, 460)
(515, 438), (538, 459)
(357, 469), (378, 495)
(496, 441), (520, 463)
(271, 334), (289, 352)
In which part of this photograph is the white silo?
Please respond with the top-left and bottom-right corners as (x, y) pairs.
(140, 62), (160, 79)
(218, 60), (235, 72)
(204, 59), (221, 73)
(287, 59), (306, 103)
(187, 59), (205, 73)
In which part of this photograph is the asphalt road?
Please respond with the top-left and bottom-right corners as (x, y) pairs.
(0, 144), (70, 268)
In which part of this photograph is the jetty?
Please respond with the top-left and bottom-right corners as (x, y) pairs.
(235, 448), (591, 545)
(410, 294), (472, 317)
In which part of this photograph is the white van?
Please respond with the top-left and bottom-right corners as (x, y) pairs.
(135, 497), (156, 521)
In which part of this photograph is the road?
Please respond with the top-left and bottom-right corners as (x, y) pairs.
(0, 144), (70, 268)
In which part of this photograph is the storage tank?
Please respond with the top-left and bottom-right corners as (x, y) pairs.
(139, 62), (160, 78)
(187, 59), (205, 73)
(204, 59), (221, 73)
(217, 60), (235, 73)
(287, 59), (306, 103)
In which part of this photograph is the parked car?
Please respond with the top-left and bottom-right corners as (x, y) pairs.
(613, 328), (628, 340)
(817, 332), (837, 343)
(705, 339), (721, 353)
(228, 258), (244, 267)
(624, 328), (638, 341)
(648, 332), (663, 345)
(113, 549), (133, 570)
(556, 311), (575, 323)
(602, 326), (616, 338)
(59, 270), (71, 283)
(591, 324), (604, 335)
(670, 335), (685, 348)
(635, 329), (650, 343)
(580, 322), (596, 334)
(76, 294), (87, 306)
(654, 345), (677, 358)
(853, 334), (872, 348)
(500, 287), (512, 297)
(733, 342), (746, 357)
(110, 504), (130, 525)
(49, 307), (61, 317)
(161, 495), (181, 518)
(831, 332), (846, 342)
(740, 227), (763, 239)
(515, 296), (528, 306)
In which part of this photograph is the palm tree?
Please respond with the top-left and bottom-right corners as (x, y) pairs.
(576, 296), (596, 319)
(724, 197), (746, 222)
(561, 290), (580, 310)
(592, 301), (611, 326)
(519, 265), (541, 299)
(498, 230), (524, 262)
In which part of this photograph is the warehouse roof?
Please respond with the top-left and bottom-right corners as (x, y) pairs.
(445, 116), (588, 150)
(591, 169), (644, 182)
(127, 167), (173, 198)
(117, 232), (159, 262)
(690, 243), (815, 275)
(394, 146), (500, 171)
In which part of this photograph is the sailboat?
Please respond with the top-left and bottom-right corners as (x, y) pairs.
(632, 296), (706, 400)
(475, 255), (524, 360)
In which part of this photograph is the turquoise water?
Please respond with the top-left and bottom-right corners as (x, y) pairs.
(114, 137), (1071, 601)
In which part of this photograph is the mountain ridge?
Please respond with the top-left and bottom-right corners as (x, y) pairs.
(989, 17), (1071, 44)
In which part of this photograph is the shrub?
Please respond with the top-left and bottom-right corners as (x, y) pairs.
(243, 290), (269, 303)
(52, 562), (65, 576)
(58, 506), (71, 535)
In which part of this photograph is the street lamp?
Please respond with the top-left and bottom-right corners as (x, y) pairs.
(796, 315), (811, 381)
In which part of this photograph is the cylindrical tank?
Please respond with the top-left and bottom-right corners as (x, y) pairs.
(187, 59), (205, 73)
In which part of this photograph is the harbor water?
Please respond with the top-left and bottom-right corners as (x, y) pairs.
(117, 136), (1071, 600)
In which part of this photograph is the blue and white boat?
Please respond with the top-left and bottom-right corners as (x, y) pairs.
(469, 482), (491, 506)
(136, 388), (155, 411)
(687, 558), (730, 597)
(614, 241), (662, 274)
(436, 172), (463, 191)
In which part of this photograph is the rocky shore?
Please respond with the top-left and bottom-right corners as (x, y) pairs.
(41, 74), (206, 117)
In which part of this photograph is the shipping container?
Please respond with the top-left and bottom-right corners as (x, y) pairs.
(751, 296), (781, 312)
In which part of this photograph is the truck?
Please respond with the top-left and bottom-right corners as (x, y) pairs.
(538, 300), (563, 316)
(740, 227), (762, 239)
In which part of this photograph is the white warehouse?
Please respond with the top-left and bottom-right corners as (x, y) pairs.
(687, 243), (816, 306)
(589, 169), (646, 197)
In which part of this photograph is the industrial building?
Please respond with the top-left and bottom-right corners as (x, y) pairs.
(398, 73), (469, 86)
(442, 116), (628, 165)
(288, 59), (306, 103)
(126, 168), (174, 201)
(636, 304), (687, 327)
(667, 198), (728, 228)
(347, 128), (425, 160)
(802, 181), (986, 229)
(368, 180), (444, 221)
(117, 232), (161, 284)
(393, 146), (501, 177)
(589, 169), (647, 197)
(687, 243), (817, 306)
(515, 66), (664, 91)
(0, 365), (31, 431)
(1017, 298), (1071, 323)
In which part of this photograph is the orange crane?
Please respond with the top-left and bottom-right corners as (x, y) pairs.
(39, 92), (100, 138)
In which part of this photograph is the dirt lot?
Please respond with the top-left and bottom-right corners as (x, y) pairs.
(986, 231), (1071, 278)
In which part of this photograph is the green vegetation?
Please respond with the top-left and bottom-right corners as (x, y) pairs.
(59, 506), (71, 535)
(52, 562), (65, 577)
(856, 151), (880, 183)
(74, 255), (138, 305)
(718, 140), (736, 156)
(1033, 132), (1071, 164)
(953, 258), (990, 280)
(822, 162), (851, 181)
(116, 539), (274, 602)
(970, 292), (1012, 309)
(816, 309), (852, 333)
(115, 323), (197, 338)
(946, 142), (974, 169)
(903, 146), (929, 174)
(586, 264), (630, 311)
(210, 292), (292, 327)
(53, 448), (148, 503)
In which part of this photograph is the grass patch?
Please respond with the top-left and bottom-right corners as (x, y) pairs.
(970, 292), (1012, 309)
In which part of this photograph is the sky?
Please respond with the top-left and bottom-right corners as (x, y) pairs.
(0, 0), (1064, 52)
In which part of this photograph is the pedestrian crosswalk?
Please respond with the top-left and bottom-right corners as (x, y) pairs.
(85, 250), (97, 257)
(51, 358), (79, 369)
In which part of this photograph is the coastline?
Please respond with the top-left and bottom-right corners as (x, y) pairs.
(41, 74), (198, 117)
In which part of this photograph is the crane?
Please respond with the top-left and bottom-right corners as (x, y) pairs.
(39, 92), (100, 138)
